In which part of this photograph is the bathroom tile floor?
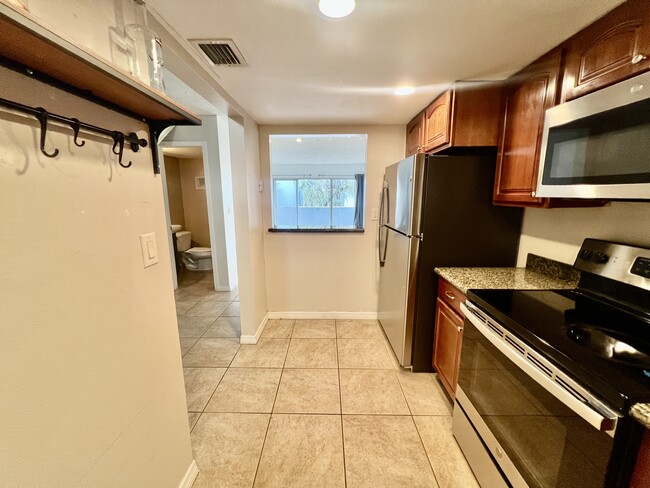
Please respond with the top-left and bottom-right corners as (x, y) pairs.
(174, 273), (479, 488)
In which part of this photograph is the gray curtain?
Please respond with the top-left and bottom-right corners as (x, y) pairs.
(353, 174), (365, 229)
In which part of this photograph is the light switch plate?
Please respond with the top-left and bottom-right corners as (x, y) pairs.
(139, 233), (159, 268)
(371, 208), (379, 221)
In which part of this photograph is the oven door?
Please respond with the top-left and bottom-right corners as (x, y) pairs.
(456, 302), (621, 488)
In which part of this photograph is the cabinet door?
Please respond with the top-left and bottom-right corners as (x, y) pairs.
(493, 49), (562, 206)
(562, 0), (650, 101)
(423, 90), (451, 151)
(405, 112), (424, 156)
(433, 298), (463, 398)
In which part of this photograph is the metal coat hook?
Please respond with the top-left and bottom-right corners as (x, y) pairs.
(0, 97), (151, 172)
(111, 131), (132, 168)
(35, 108), (59, 158)
(69, 118), (85, 147)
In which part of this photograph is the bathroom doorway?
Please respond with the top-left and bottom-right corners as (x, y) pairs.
(158, 132), (239, 295)
(159, 140), (241, 338)
(162, 146), (214, 285)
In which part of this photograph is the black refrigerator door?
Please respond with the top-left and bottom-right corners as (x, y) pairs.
(410, 154), (523, 372)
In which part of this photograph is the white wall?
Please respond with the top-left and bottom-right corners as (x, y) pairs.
(217, 115), (239, 288)
(259, 125), (405, 314)
(0, 67), (192, 487)
(517, 202), (650, 266)
(230, 117), (269, 339)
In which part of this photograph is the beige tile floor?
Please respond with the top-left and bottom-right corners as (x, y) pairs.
(175, 272), (479, 488)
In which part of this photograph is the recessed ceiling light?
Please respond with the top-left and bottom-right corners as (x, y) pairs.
(318, 0), (355, 19)
(296, 137), (302, 143)
(394, 86), (415, 96)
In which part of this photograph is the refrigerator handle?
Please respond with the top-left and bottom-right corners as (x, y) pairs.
(378, 184), (389, 267)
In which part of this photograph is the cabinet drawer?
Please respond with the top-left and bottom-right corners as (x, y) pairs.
(438, 277), (467, 317)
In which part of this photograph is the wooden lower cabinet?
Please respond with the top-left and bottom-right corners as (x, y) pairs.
(432, 297), (464, 398)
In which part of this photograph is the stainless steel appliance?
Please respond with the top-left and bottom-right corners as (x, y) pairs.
(537, 71), (650, 200)
(377, 153), (523, 370)
(454, 239), (650, 487)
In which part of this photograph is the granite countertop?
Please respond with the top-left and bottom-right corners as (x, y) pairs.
(630, 404), (650, 429)
(434, 266), (578, 295)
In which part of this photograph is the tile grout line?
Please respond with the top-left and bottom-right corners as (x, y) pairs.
(394, 372), (442, 488)
(176, 279), (241, 436)
(335, 320), (348, 488)
(250, 320), (293, 487)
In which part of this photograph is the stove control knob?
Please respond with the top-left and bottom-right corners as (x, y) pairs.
(579, 249), (593, 260)
(594, 252), (609, 264)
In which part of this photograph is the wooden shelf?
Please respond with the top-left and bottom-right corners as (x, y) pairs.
(0, 4), (200, 125)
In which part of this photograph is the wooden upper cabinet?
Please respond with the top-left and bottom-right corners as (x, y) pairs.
(562, 0), (650, 102)
(405, 111), (425, 157)
(424, 91), (451, 151)
(493, 49), (563, 207)
(422, 82), (502, 153)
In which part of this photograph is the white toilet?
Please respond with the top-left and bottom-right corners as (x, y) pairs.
(175, 230), (213, 271)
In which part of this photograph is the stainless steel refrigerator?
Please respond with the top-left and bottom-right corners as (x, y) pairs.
(378, 153), (523, 371)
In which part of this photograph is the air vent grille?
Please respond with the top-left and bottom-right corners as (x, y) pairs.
(191, 39), (248, 67)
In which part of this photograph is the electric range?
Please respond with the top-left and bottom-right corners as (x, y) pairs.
(453, 239), (650, 488)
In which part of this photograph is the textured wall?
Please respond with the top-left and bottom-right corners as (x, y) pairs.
(163, 155), (186, 229)
(179, 156), (211, 248)
(0, 67), (193, 487)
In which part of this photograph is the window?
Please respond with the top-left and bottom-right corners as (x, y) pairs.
(269, 134), (367, 231)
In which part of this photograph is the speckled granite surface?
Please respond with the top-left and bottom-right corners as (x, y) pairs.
(631, 403), (650, 429)
(434, 267), (578, 295)
(526, 253), (581, 282)
(434, 255), (579, 295)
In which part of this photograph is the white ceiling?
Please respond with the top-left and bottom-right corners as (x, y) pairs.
(150, 0), (624, 125)
(162, 146), (204, 159)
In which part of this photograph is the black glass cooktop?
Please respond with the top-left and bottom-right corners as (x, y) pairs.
(468, 288), (650, 412)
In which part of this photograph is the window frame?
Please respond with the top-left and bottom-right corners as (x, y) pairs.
(271, 175), (360, 231)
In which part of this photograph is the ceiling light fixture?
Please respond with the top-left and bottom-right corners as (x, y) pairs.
(296, 137), (302, 143)
(318, 0), (355, 19)
(394, 86), (415, 96)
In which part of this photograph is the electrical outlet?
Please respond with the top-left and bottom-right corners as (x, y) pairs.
(139, 233), (159, 268)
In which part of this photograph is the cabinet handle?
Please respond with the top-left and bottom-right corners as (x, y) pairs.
(456, 325), (464, 333)
(531, 191), (536, 197)
(444, 291), (456, 300)
(632, 54), (647, 65)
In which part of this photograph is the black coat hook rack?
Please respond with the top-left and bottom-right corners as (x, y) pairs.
(0, 97), (148, 170)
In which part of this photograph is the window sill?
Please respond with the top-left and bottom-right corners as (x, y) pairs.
(268, 228), (365, 234)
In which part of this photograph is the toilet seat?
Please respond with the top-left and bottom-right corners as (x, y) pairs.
(187, 247), (211, 259)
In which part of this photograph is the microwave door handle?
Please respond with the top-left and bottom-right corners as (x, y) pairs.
(461, 302), (620, 435)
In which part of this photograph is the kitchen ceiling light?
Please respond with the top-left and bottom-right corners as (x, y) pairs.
(394, 86), (415, 96)
(318, 0), (355, 19)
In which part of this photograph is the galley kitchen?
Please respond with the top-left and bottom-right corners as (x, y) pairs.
(2, 1), (650, 487)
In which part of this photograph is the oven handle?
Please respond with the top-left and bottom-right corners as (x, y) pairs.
(461, 302), (620, 435)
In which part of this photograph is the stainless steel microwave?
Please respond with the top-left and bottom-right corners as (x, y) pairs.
(536, 71), (650, 200)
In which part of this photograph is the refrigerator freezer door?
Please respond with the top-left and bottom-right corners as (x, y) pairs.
(383, 162), (398, 229)
(378, 228), (412, 366)
(394, 156), (415, 235)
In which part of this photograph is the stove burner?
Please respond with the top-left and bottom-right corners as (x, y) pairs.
(566, 324), (650, 368)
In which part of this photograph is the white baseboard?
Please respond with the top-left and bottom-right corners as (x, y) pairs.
(267, 311), (379, 320)
(240, 313), (269, 345)
(178, 460), (199, 488)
